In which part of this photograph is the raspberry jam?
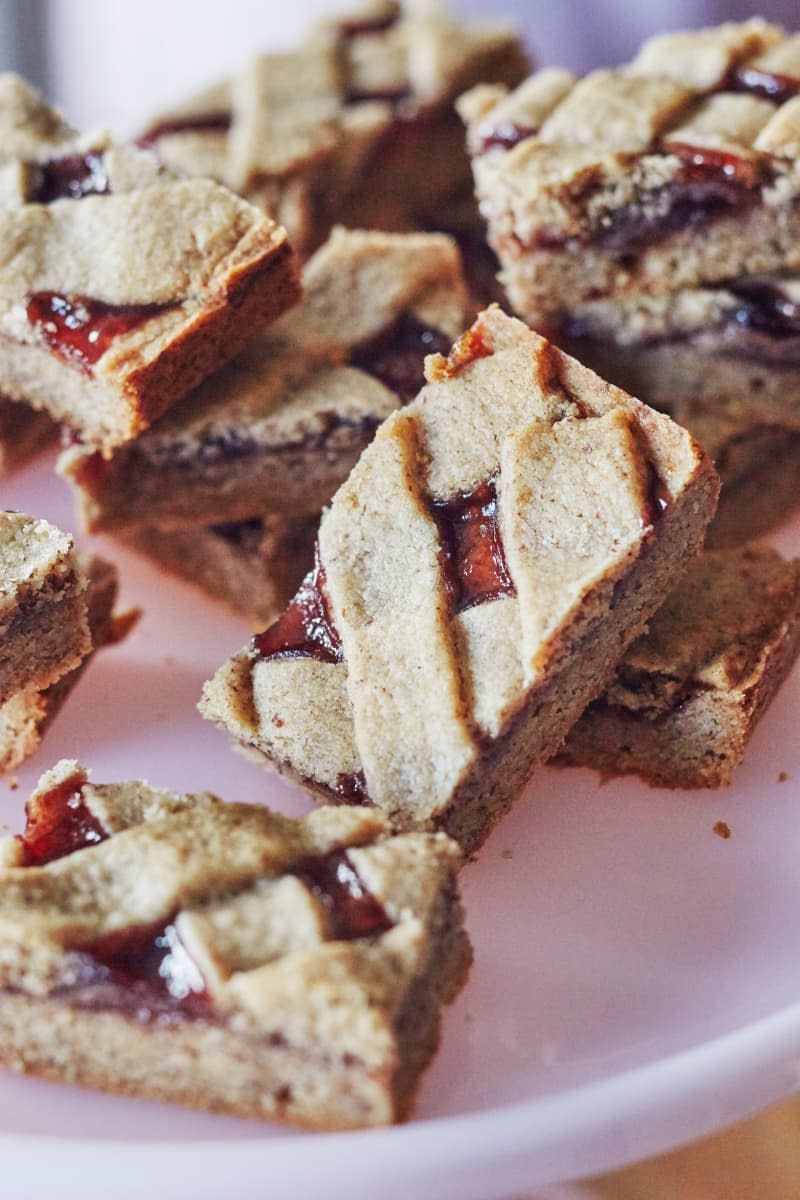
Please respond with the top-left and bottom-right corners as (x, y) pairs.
(351, 313), (451, 402)
(253, 546), (342, 664)
(730, 64), (800, 104)
(19, 771), (108, 866)
(27, 151), (110, 203)
(662, 141), (761, 188)
(82, 919), (210, 1019)
(728, 280), (800, 338)
(136, 112), (232, 148)
(27, 292), (172, 372)
(430, 478), (516, 614)
(333, 771), (370, 804)
(477, 121), (536, 154)
(642, 468), (672, 528)
(292, 849), (392, 939)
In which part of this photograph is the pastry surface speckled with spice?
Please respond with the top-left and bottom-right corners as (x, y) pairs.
(201, 307), (719, 854)
(558, 545), (800, 788)
(460, 21), (800, 325)
(0, 75), (300, 453)
(0, 760), (470, 1130)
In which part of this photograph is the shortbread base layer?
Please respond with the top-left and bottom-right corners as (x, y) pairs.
(0, 569), (90, 707)
(557, 608), (800, 789)
(122, 514), (318, 624)
(0, 879), (470, 1130)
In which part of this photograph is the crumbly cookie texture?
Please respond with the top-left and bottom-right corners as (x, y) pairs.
(0, 512), (90, 706)
(0, 760), (470, 1130)
(122, 512), (319, 625)
(555, 274), (800, 544)
(558, 546), (800, 788)
(459, 20), (800, 323)
(58, 227), (470, 534)
(0, 556), (137, 772)
(0, 74), (300, 453)
(141, 0), (528, 254)
(200, 307), (719, 854)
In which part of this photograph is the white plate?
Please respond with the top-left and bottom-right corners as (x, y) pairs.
(2, 452), (800, 1200)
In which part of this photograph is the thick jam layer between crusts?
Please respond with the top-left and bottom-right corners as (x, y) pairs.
(430, 477), (516, 614)
(27, 292), (173, 372)
(27, 151), (110, 203)
(728, 281), (800, 338)
(136, 112), (232, 148)
(350, 313), (452, 402)
(253, 545), (342, 663)
(19, 772), (108, 866)
(292, 849), (392, 939)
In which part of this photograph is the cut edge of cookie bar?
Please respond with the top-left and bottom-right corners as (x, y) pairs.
(57, 227), (470, 534)
(0, 396), (54, 476)
(0, 555), (138, 772)
(0, 760), (471, 1130)
(0, 512), (91, 706)
(459, 21), (800, 323)
(200, 306), (719, 854)
(556, 545), (800, 788)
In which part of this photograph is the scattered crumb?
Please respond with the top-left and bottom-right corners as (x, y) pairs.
(163, 655), (175, 667)
(0, 823), (8, 832)
(714, 820), (731, 840)
(272, 715), (284, 729)
(7, 777), (17, 791)
(778, 771), (789, 783)
(501, 849), (513, 860)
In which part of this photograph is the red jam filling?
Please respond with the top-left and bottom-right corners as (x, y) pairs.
(19, 772), (108, 866)
(253, 545), (342, 664)
(430, 478), (516, 614)
(642, 467), (672, 529)
(350, 313), (452, 402)
(27, 151), (109, 203)
(729, 64), (800, 104)
(292, 849), (392, 939)
(477, 121), (536, 154)
(662, 141), (763, 188)
(27, 292), (172, 372)
(80, 919), (211, 1020)
(728, 280), (800, 338)
(136, 112), (232, 148)
(333, 771), (370, 805)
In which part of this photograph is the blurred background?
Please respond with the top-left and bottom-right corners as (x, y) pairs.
(0, 0), (797, 132)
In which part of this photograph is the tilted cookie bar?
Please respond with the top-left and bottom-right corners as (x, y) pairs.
(122, 512), (318, 625)
(0, 760), (470, 1130)
(140, 0), (527, 255)
(201, 307), (719, 853)
(558, 546), (800, 788)
(0, 555), (138, 771)
(0, 75), (300, 453)
(460, 20), (800, 324)
(0, 511), (90, 706)
(58, 228), (470, 533)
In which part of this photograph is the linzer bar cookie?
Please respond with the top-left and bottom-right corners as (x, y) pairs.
(0, 760), (470, 1130)
(201, 308), (718, 853)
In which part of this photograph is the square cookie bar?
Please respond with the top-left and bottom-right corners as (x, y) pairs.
(59, 228), (470, 533)
(122, 512), (318, 625)
(0, 760), (470, 1130)
(460, 20), (800, 325)
(140, 0), (528, 255)
(0, 555), (137, 771)
(558, 545), (800, 788)
(0, 74), (299, 452)
(0, 511), (90, 706)
(201, 308), (719, 853)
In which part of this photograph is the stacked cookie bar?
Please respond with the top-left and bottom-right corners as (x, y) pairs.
(140, 0), (528, 257)
(459, 19), (800, 542)
(0, 513), (133, 770)
(61, 226), (472, 622)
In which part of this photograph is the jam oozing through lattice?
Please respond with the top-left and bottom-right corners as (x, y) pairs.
(477, 121), (537, 154)
(430, 478), (516, 614)
(136, 112), (232, 148)
(27, 292), (173, 372)
(27, 151), (110, 203)
(333, 771), (370, 805)
(253, 545), (342, 663)
(729, 64), (800, 105)
(728, 280), (800, 338)
(85, 919), (210, 1017)
(19, 772), (108, 866)
(350, 313), (452, 402)
(292, 849), (392, 939)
